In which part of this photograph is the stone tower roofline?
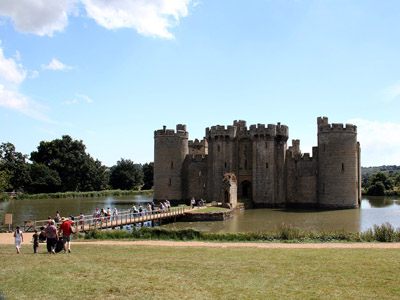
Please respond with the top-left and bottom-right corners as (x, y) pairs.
(205, 121), (289, 139)
(317, 117), (357, 133)
(154, 124), (189, 138)
(188, 138), (208, 147)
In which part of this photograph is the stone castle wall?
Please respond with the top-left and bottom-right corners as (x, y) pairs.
(154, 117), (361, 209)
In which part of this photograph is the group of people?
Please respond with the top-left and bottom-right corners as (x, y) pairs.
(92, 207), (119, 224)
(190, 197), (205, 209)
(14, 214), (74, 255)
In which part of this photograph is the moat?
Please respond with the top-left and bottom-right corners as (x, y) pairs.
(1, 195), (400, 233)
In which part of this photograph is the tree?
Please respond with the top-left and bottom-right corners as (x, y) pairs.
(30, 135), (108, 192)
(367, 172), (393, 191)
(394, 174), (400, 187)
(0, 143), (31, 191)
(367, 181), (386, 196)
(142, 162), (154, 190)
(0, 169), (11, 192)
(28, 163), (61, 194)
(110, 159), (143, 190)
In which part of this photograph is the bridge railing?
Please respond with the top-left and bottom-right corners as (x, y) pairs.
(29, 206), (187, 233)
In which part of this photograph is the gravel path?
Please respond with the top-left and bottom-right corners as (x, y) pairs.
(1, 233), (400, 248)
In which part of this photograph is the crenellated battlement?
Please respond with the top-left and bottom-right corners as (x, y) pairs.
(248, 122), (289, 138)
(188, 139), (208, 155)
(318, 123), (357, 133)
(155, 124), (189, 138)
(206, 125), (237, 139)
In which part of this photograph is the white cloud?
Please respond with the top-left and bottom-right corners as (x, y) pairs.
(383, 81), (400, 102)
(29, 70), (39, 79)
(42, 58), (73, 71)
(62, 93), (93, 105)
(0, 45), (26, 85)
(0, 0), (75, 37)
(0, 0), (192, 39)
(0, 43), (50, 122)
(348, 118), (400, 167)
(76, 93), (93, 103)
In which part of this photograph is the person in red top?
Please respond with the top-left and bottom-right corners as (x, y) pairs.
(60, 217), (74, 253)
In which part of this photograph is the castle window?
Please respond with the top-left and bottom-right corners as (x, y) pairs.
(203, 182), (206, 188)
(171, 161), (173, 169)
(218, 145), (220, 152)
(245, 160), (248, 169)
(169, 178), (172, 186)
(323, 144), (326, 151)
(266, 162), (268, 169)
(225, 162), (227, 168)
(265, 142), (268, 148)
(199, 171), (202, 177)
(341, 163), (345, 172)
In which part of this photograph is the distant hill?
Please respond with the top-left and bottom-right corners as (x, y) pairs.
(362, 165), (400, 180)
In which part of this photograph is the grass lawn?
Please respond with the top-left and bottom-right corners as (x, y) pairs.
(189, 207), (229, 213)
(1, 244), (400, 299)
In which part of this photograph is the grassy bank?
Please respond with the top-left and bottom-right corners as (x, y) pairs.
(82, 222), (400, 243)
(0, 244), (399, 300)
(17, 189), (153, 200)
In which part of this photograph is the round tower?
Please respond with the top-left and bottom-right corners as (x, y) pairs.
(154, 124), (188, 202)
(317, 117), (360, 208)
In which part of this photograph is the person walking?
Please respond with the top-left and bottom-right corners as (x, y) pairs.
(14, 226), (23, 254)
(113, 208), (118, 222)
(60, 217), (73, 253)
(45, 220), (59, 255)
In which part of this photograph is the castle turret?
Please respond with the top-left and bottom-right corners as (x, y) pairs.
(317, 117), (360, 208)
(154, 124), (188, 202)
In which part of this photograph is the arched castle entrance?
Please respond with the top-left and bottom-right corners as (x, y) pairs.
(241, 180), (252, 199)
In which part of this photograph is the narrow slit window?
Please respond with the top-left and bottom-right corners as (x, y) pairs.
(198, 171), (202, 177)
(171, 161), (173, 169)
(169, 178), (172, 186)
(341, 163), (345, 172)
(218, 145), (220, 152)
(225, 162), (227, 168)
(203, 182), (206, 188)
(245, 159), (248, 169)
(266, 162), (268, 169)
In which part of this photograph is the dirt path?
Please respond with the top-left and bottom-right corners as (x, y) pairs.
(1, 233), (400, 248)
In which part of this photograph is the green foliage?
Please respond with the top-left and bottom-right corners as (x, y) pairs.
(28, 163), (61, 193)
(0, 142), (31, 192)
(0, 169), (11, 192)
(109, 158), (143, 190)
(142, 162), (154, 190)
(30, 135), (108, 192)
(82, 223), (400, 243)
(367, 181), (386, 196)
(18, 189), (153, 199)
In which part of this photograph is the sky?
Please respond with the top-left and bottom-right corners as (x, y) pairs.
(1, 0), (400, 168)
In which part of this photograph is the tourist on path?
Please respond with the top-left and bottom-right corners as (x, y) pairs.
(14, 226), (23, 254)
(191, 197), (196, 209)
(55, 210), (60, 223)
(32, 230), (39, 253)
(60, 217), (73, 253)
(45, 220), (59, 254)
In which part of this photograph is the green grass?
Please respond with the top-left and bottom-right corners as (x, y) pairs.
(17, 189), (153, 200)
(0, 244), (399, 299)
(189, 206), (229, 213)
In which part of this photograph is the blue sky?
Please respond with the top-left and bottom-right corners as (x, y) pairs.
(1, 0), (400, 167)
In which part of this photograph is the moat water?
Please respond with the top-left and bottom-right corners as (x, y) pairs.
(1, 195), (399, 232)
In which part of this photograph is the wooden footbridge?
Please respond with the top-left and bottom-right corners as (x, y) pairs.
(24, 207), (189, 233)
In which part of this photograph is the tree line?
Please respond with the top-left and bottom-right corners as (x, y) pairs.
(0, 135), (153, 195)
(362, 166), (400, 196)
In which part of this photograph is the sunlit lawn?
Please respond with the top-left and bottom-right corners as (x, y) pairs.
(0, 244), (399, 300)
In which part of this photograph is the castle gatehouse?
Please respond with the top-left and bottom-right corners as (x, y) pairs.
(154, 117), (361, 209)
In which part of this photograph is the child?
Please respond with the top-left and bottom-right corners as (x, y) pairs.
(14, 226), (24, 254)
(32, 230), (39, 253)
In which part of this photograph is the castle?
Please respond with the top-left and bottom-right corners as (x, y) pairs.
(154, 117), (361, 209)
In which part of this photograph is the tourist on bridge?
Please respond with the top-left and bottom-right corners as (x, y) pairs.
(113, 208), (118, 221)
(159, 202), (164, 212)
(165, 199), (171, 211)
(45, 220), (59, 255)
(79, 212), (84, 230)
(138, 205), (143, 216)
(107, 207), (111, 220)
(60, 217), (74, 253)
(14, 226), (23, 254)
(147, 203), (152, 215)
(151, 201), (155, 211)
(93, 208), (100, 224)
(131, 205), (138, 215)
